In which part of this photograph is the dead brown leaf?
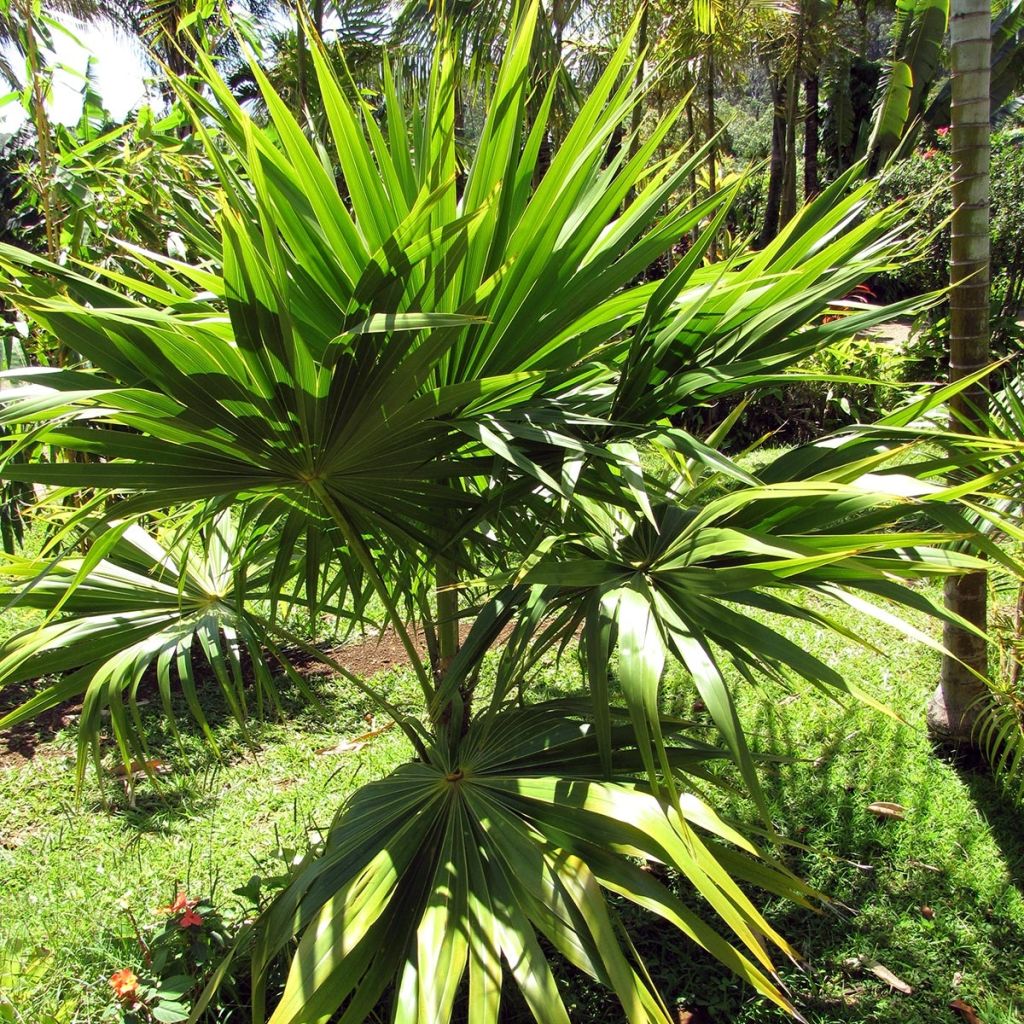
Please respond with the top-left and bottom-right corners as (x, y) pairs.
(920, 905), (935, 920)
(843, 955), (913, 994)
(867, 801), (907, 820)
(317, 738), (368, 755)
(950, 998), (982, 1024)
(840, 986), (864, 1007)
(317, 721), (394, 756)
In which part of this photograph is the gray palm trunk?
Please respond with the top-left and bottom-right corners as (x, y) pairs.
(928, 0), (992, 741)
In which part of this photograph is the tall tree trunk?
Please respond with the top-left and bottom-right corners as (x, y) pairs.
(626, 3), (650, 205)
(21, 0), (57, 263)
(455, 89), (467, 197)
(759, 75), (786, 247)
(705, 37), (717, 195)
(780, 8), (806, 224)
(804, 73), (820, 198)
(629, 3), (650, 149)
(928, 0), (992, 742)
(685, 96), (700, 243)
(856, 0), (870, 58)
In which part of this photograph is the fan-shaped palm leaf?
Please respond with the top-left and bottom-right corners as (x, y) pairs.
(247, 702), (810, 1024)
(0, 513), (325, 782)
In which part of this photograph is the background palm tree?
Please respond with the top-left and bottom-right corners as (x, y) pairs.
(0, 0), (103, 86)
(929, 0), (994, 742)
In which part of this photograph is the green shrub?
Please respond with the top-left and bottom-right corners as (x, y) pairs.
(684, 334), (913, 448)
(870, 129), (1024, 317)
(871, 145), (951, 301)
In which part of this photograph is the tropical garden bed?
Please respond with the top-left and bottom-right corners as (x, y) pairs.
(2, 591), (1022, 1024)
(0, 0), (1022, 1022)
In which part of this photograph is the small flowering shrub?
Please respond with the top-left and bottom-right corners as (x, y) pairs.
(103, 841), (313, 1023)
(105, 892), (231, 1023)
(871, 139), (952, 301)
(872, 127), (1024, 311)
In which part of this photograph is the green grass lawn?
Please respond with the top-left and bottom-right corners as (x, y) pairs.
(1, 592), (1022, 1024)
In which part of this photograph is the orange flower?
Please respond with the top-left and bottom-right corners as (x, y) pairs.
(109, 968), (140, 1003)
(162, 890), (195, 915)
(179, 907), (204, 928)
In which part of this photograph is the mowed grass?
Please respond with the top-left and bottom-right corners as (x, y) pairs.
(1, 589), (1023, 1024)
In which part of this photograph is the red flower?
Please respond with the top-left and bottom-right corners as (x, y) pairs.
(937, 126), (950, 137)
(162, 890), (198, 915)
(179, 908), (204, 928)
(109, 968), (140, 1003)
(923, 148), (938, 159)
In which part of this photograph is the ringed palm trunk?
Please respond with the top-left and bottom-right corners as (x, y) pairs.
(928, 0), (992, 742)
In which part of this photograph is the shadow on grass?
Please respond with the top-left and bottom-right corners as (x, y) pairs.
(533, 693), (1024, 1024)
(69, 666), (378, 829)
(954, 763), (1024, 893)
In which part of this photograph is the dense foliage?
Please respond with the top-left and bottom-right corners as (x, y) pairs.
(0, 1), (1021, 1023)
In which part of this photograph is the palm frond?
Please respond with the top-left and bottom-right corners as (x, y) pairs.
(0, 513), (326, 784)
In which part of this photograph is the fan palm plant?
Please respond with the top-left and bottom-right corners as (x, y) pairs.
(0, 5), (1016, 1020)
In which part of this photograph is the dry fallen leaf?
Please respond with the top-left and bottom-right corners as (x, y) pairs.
(950, 998), (982, 1024)
(112, 759), (172, 781)
(840, 986), (864, 1007)
(844, 955), (913, 994)
(318, 738), (369, 755)
(920, 905), (935, 920)
(317, 721), (394, 756)
(867, 801), (907, 820)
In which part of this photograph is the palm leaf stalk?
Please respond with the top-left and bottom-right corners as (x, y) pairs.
(0, 5), (1020, 1020)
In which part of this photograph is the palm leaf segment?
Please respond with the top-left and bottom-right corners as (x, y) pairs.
(498, 429), (997, 817)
